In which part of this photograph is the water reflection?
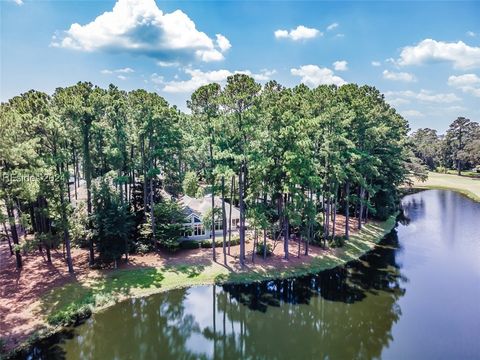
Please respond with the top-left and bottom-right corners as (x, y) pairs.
(19, 190), (480, 360)
(22, 232), (406, 360)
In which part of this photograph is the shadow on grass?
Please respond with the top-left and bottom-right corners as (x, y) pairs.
(38, 267), (165, 327)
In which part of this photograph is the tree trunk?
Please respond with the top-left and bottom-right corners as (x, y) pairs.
(358, 186), (365, 230)
(252, 229), (257, 263)
(59, 172), (74, 273)
(228, 175), (234, 255)
(332, 196), (337, 240)
(345, 181), (350, 240)
(284, 193), (289, 260)
(210, 142), (216, 262)
(239, 168), (245, 266)
(221, 177), (227, 265)
(150, 178), (156, 250)
(6, 199), (22, 268)
(2, 219), (13, 256)
(83, 125), (94, 266)
(263, 229), (267, 260)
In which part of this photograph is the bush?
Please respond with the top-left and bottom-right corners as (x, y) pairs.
(436, 166), (447, 173)
(179, 240), (201, 250)
(255, 243), (272, 257)
(47, 295), (94, 326)
(200, 236), (241, 248)
(329, 235), (346, 248)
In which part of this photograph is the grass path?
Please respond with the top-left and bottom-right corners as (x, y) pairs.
(413, 171), (480, 202)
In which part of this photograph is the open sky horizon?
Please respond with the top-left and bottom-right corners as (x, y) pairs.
(1, 0), (479, 133)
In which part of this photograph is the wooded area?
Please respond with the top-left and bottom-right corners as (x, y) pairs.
(411, 117), (480, 175)
(1, 75), (421, 273)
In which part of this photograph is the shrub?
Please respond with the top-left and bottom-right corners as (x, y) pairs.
(329, 235), (346, 248)
(255, 243), (272, 257)
(47, 295), (94, 326)
(179, 240), (201, 250)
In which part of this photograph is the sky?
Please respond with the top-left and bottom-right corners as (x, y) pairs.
(1, 0), (479, 133)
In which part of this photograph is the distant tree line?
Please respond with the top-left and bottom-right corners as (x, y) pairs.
(0, 76), (418, 271)
(411, 117), (480, 175)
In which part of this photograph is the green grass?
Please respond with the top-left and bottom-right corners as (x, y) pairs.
(413, 171), (480, 202)
(38, 215), (396, 332)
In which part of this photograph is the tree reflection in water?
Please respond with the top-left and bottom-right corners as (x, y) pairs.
(21, 231), (406, 360)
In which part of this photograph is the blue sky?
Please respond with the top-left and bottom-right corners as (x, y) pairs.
(1, 0), (479, 133)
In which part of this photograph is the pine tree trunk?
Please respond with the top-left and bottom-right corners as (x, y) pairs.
(284, 193), (289, 260)
(59, 173), (74, 273)
(358, 186), (365, 230)
(150, 178), (156, 250)
(2, 220), (13, 256)
(345, 181), (350, 240)
(83, 125), (94, 266)
(239, 168), (245, 266)
(210, 142), (216, 261)
(221, 177), (227, 265)
(228, 175), (234, 255)
(6, 199), (22, 268)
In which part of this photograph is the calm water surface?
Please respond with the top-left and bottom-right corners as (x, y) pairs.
(27, 190), (480, 359)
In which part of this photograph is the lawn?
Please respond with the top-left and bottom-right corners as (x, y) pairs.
(38, 215), (397, 329)
(413, 171), (480, 202)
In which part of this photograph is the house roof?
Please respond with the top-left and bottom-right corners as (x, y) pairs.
(179, 194), (240, 220)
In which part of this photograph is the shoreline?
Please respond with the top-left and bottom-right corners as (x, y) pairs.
(411, 172), (480, 202)
(3, 215), (397, 358)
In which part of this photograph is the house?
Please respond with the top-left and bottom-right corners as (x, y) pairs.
(179, 194), (241, 241)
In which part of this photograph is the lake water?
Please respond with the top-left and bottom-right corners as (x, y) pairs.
(25, 190), (480, 359)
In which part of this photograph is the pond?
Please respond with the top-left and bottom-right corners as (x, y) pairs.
(24, 190), (480, 359)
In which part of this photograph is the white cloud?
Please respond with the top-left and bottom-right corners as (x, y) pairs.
(327, 23), (339, 31)
(274, 25), (321, 41)
(335, 34), (345, 38)
(448, 73), (480, 97)
(466, 31), (476, 37)
(387, 98), (411, 107)
(371, 61), (381, 67)
(12, 0), (23, 5)
(397, 39), (480, 69)
(215, 34), (231, 52)
(161, 68), (275, 93)
(333, 60), (348, 71)
(382, 69), (417, 82)
(101, 67), (134, 74)
(401, 110), (424, 118)
(385, 89), (461, 103)
(51, 0), (229, 63)
(290, 65), (346, 87)
(150, 73), (164, 84)
(117, 75), (127, 80)
(156, 61), (179, 67)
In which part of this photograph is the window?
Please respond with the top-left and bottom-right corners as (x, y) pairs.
(184, 228), (193, 237)
(215, 219), (223, 230)
(193, 224), (205, 236)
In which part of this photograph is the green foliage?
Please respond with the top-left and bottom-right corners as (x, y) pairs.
(256, 243), (273, 256)
(182, 171), (199, 197)
(69, 202), (90, 247)
(47, 293), (94, 326)
(153, 199), (187, 250)
(195, 187), (205, 198)
(92, 180), (134, 264)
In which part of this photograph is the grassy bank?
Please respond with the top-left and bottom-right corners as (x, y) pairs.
(413, 171), (480, 202)
(4, 215), (396, 358)
(39, 215), (396, 325)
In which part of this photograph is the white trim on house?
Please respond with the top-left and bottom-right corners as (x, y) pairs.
(179, 194), (241, 241)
